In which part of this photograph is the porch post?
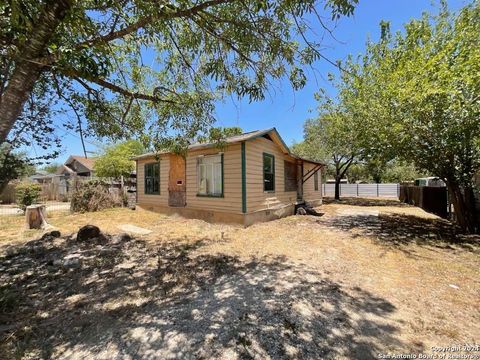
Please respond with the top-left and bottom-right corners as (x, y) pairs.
(297, 160), (303, 201)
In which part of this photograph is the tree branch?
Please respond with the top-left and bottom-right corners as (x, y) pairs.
(59, 67), (175, 103)
(74, 0), (236, 50)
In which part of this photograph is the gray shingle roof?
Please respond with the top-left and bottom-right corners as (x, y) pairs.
(132, 128), (324, 166)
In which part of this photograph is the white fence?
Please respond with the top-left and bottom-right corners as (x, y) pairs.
(323, 183), (400, 198)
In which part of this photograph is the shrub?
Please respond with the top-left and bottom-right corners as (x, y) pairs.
(15, 182), (41, 211)
(70, 180), (121, 213)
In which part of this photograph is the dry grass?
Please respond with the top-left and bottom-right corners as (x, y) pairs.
(0, 199), (479, 359)
(0, 207), (233, 246)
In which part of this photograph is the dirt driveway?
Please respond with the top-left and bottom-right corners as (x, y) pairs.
(0, 199), (479, 359)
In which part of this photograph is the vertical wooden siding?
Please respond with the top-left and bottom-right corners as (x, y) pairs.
(137, 155), (169, 206)
(245, 137), (297, 212)
(185, 144), (242, 213)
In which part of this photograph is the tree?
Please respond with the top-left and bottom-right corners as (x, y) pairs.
(382, 160), (426, 183)
(293, 106), (363, 200)
(94, 140), (145, 179)
(41, 163), (61, 174)
(0, 144), (35, 193)
(336, 3), (480, 232)
(0, 0), (357, 153)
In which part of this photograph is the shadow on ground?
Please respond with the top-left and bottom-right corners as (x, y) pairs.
(324, 197), (410, 207)
(324, 212), (480, 253)
(0, 232), (412, 359)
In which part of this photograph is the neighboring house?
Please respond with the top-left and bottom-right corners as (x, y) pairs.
(133, 128), (324, 226)
(29, 156), (97, 198)
(414, 177), (446, 187)
(56, 155), (97, 178)
(29, 170), (51, 184)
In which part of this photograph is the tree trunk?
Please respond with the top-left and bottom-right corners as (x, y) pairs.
(447, 181), (477, 233)
(334, 176), (341, 200)
(0, 0), (72, 143)
(25, 205), (50, 229)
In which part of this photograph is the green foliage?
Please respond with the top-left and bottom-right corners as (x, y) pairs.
(328, 2), (480, 230)
(382, 161), (426, 184)
(337, 2), (480, 185)
(344, 160), (426, 183)
(293, 106), (364, 199)
(94, 140), (145, 178)
(0, 145), (35, 193)
(41, 163), (61, 174)
(70, 180), (121, 213)
(15, 182), (41, 211)
(0, 0), (357, 151)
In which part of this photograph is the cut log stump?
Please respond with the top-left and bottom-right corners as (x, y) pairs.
(25, 205), (51, 229)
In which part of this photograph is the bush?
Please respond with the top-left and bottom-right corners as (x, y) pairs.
(15, 182), (41, 211)
(70, 180), (121, 213)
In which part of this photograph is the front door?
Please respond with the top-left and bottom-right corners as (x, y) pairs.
(168, 154), (186, 207)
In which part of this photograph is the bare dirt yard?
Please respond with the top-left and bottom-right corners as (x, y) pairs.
(0, 198), (479, 359)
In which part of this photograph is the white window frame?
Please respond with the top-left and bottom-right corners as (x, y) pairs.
(197, 153), (223, 197)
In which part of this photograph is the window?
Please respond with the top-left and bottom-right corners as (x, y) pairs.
(263, 153), (275, 192)
(144, 162), (160, 194)
(284, 160), (297, 192)
(314, 170), (319, 191)
(197, 154), (223, 197)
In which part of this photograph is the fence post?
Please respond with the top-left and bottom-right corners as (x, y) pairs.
(376, 183), (379, 197)
(357, 184), (359, 197)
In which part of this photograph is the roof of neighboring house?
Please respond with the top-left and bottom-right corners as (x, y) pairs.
(65, 155), (97, 171)
(56, 164), (76, 175)
(132, 128), (325, 166)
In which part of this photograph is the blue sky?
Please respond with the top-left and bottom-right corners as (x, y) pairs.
(47, 0), (467, 164)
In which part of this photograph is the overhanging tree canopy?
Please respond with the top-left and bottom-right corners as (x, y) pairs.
(334, 2), (480, 232)
(0, 0), (357, 153)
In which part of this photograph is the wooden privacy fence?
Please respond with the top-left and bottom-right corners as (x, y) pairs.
(322, 183), (400, 198)
(399, 185), (448, 218)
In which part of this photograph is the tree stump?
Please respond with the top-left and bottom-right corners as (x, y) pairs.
(25, 205), (50, 229)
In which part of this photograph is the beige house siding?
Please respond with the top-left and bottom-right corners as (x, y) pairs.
(245, 137), (297, 213)
(135, 132), (323, 224)
(303, 162), (322, 204)
(185, 144), (243, 214)
(137, 155), (169, 207)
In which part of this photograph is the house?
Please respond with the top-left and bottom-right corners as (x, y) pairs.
(29, 156), (97, 199)
(29, 170), (51, 184)
(414, 177), (446, 187)
(55, 155), (97, 178)
(133, 128), (324, 226)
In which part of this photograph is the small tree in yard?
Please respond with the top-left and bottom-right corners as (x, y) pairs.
(94, 140), (145, 179)
(15, 183), (41, 212)
(336, 3), (480, 232)
(292, 106), (363, 200)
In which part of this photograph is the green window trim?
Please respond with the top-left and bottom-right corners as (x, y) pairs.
(314, 170), (319, 191)
(144, 161), (160, 195)
(263, 152), (275, 192)
(196, 153), (224, 197)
